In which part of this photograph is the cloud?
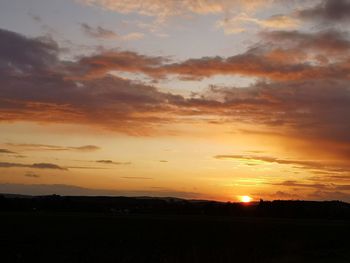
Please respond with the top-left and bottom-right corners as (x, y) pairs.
(270, 180), (329, 190)
(261, 30), (350, 55)
(258, 15), (299, 28)
(217, 13), (299, 34)
(78, 0), (279, 34)
(7, 143), (100, 152)
(255, 191), (300, 200)
(28, 13), (42, 23)
(80, 23), (144, 41)
(73, 145), (100, 151)
(71, 50), (166, 79)
(259, 187), (350, 202)
(0, 162), (67, 170)
(81, 23), (119, 39)
(78, 0), (273, 19)
(0, 149), (17, 154)
(24, 172), (40, 178)
(159, 30), (350, 81)
(2, 26), (349, 81)
(308, 190), (350, 201)
(69, 29), (349, 81)
(214, 154), (350, 174)
(96, 160), (131, 165)
(0, 28), (179, 134)
(0, 28), (59, 72)
(0, 27), (350, 157)
(299, 0), (350, 23)
(121, 32), (145, 41)
(268, 180), (350, 200)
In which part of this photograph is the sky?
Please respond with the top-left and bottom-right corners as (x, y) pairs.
(0, 0), (350, 202)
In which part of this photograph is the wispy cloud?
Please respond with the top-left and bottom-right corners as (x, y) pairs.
(80, 23), (144, 41)
(215, 154), (350, 174)
(0, 149), (17, 154)
(24, 172), (40, 178)
(81, 23), (119, 39)
(96, 160), (131, 165)
(78, 0), (273, 19)
(0, 162), (67, 170)
(299, 0), (350, 23)
(6, 143), (100, 152)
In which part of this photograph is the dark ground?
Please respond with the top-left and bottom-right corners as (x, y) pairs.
(1, 212), (350, 263)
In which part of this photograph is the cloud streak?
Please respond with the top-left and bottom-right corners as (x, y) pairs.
(80, 23), (144, 41)
(215, 154), (350, 174)
(78, 0), (273, 19)
(81, 23), (119, 39)
(0, 162), (67, 170)
(0, 149), (17, 154)
(96, 160), (131, 165)
(6, 143), (100, 152)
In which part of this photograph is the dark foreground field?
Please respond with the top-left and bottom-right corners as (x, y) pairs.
(1, 212), (350, 263)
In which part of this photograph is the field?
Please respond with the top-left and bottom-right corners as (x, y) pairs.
(1, 212), (350, 263)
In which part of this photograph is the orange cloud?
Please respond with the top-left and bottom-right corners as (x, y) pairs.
(214, 154), (350, 174)
(1, 27), (350, 158)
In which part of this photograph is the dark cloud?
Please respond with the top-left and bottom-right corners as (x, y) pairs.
(299, 0), (350, 23)
(269, 180), (350, 193)
(96, 160), (131, 165)
(270, 180), (329, 190)
(0, 28), (59, 72)
(310, 174), (350, 182)
(258, 188), (350, 202)
(260, 30), (350, 55)
(72, 50), (167, 79)
(28, 13), (42, 23)
(207, 78), (350, 159)
(64, 30), (350, 82)
(255, 191), (300, 200)
(24, 172), (40, 178)
(0, 28), (180, 135)
(0, 162), (67, 170)
(80, 23), (118, 39)
(0, 149), (17, 154)
(73, 145), (100, 151)
(214, 154), (350, 174)
(0, 27), (350, 156)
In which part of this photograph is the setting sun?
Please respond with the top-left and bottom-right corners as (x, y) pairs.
(240, 196), (252, 203)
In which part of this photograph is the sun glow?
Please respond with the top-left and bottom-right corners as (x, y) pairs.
(240, 196), (252, 203)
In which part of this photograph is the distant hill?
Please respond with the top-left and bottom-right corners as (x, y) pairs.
(1, 194), (349, 220)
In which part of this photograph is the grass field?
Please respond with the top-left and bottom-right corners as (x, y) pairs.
(1, 212), (349, 263)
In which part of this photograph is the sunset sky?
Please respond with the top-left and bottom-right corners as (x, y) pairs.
(1, 0), (350, 202)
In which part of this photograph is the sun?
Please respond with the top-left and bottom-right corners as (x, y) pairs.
(240, 196), (252, 203)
